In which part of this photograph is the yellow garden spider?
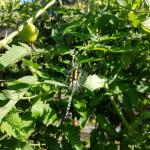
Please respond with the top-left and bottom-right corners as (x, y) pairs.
(69, 68), (81, 92)
(63, 49), (82, 119)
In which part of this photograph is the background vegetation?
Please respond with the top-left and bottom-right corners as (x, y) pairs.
(0, 0), (150, 149)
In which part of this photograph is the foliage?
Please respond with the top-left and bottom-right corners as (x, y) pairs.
(0, 0), (150, 149)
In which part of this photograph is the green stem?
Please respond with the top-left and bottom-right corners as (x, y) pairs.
(0, 134), (8, 141)
(108, 66), (122, 85)
(0, 0), (56, 48)
(110, 96), (130, 131)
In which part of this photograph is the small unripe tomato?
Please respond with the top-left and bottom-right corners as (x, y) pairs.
(19, 22), (39, 43)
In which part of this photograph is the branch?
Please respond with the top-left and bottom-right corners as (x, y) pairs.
(0, 0), (56, 48)
(110, 96), (130, 131)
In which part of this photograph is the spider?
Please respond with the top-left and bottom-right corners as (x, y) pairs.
(69, 68), (81, 92)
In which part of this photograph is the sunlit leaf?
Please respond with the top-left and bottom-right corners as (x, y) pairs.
(20, 143), (34, 150)
(44, 80), (68, 87)
(128, 11), (137, 22)
(0, 44), (31, 70)
(0, 90), (26, 122)
(22, 58), (40, 70)
(31, 100), (58, 126)
(141, 17), (150, 33)
(145, 0), (150, 6)
(7, 76), (38, 86)
(74, 99), (87, 128)
(0, 92), (8, 101)
(31, 100), (46, 118)
(132, 19), (140, 28)
(116, 0), (127, 6)
(1, 110), (35, 140)
(83, 74), (106, 91)
(132, 0), (141, 10)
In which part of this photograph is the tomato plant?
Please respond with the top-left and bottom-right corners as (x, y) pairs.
(0, 0), (150, 149)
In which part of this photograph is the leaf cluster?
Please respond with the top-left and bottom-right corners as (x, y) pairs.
(0, 0), (150, 149)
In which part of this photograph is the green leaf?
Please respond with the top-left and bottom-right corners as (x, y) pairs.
(1, 111), (35, 141)
(19, 143), (34, 150)
(112, 46), (141, 53)
(63, 125), (83, 149)
(136, 84), (149, 93)
(49, 44), (70, 55)
(44, 80), (68, 87)
(76, 45), (111, 52)
(22, 58), (40, 70)
(128, 11), (137, 22)
(31, 100), (58, 126)
(6, 111), (22, 126)
(141, 17), (150, 33)
(36, 70), (51, 79)
(46, 137), (61, 150)
(48, 64), (66, 74)
(42, 109), (58, 126)
(0, 44), (31, 70)
(0, 90), (26, 122)
(99, 35), (122, 42)
(17, 76), (38, 84)
(78, 45), (143, 53)
(127, 88), (139, 107)
(74, 99), (87, 128)
(97, 114), (117, 138)
(0, 92), (8, 101)
(116, 0), (127, 6)
(145, 0), (150, 6)
(31, 100), (46, 118)
(78, 56), (103, 64)
(0, 138), (31, 150)
(83, 74), (106, 91)
(63, 18), (83, 35)
(132, 19), (140, 28)
(132, 0), (141, 10)
(1, 121), (14, 136)
(131, 111), (150, 130)
(7, 76), (38, 86)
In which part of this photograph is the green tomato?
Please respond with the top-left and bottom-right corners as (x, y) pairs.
(19, 22), (39, 43)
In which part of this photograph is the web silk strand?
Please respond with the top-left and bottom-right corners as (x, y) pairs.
(64, 49), (77, 119)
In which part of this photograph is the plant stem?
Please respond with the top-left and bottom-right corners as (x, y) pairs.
(110, 96), (130, 131)
(0, 0), (56, 48)
(30, 143), (46, 146)
(107, 66), (130, 130)
(108, 66), (122, 85)
(0, 134), (8, 141)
